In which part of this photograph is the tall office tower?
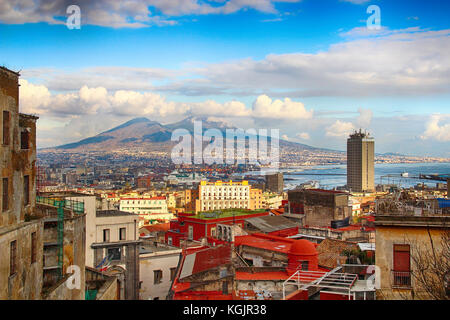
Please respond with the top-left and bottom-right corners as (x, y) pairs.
(347, 130), (375, 193)
(266, 172), (284, 194)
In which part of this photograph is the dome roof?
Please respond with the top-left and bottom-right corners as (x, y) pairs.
(289, 239), (317, 256)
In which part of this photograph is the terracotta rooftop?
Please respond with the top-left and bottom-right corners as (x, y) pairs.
(141, 223), (170, 233)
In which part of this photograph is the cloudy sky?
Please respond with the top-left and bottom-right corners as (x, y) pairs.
(1, 0), (449, 156)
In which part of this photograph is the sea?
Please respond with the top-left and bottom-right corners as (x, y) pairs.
(233, 162), (450, 191)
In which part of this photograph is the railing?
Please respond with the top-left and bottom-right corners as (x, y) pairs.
(392, 271), (412, 288)
(282, 267), (361, 300)
(36, 196), (85, 214)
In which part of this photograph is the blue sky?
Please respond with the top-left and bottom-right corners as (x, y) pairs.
(1, 0), (449, 156)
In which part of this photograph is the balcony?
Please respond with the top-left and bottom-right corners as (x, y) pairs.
(392, 271), (412, 288)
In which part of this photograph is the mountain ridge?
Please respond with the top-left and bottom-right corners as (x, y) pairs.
(43, 116), (337, 154)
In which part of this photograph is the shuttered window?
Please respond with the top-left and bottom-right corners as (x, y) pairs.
(393, 244), (411, 287)
(393, 244), (411, 271)
(2, 178), (8, 212)
(21, 130), (29, 149)
(31, 232), (37, 264)
(3, 111), (10, 145)
(10, 240), (17, 276)
(24, 175), (30, 206)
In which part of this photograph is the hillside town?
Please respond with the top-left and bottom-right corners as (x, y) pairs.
(1, 66), (449, 301)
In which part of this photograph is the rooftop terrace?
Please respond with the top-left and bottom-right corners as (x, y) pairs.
(192, 209), (267, 220)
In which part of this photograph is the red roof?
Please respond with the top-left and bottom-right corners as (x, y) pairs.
(141, 223), (170, 233)
(270, 208), (284, 216)
(235, 233), (294, 254)
(290, 239), (317, 256)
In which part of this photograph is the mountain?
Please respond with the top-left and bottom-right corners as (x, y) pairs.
(44, 116), (339, 157)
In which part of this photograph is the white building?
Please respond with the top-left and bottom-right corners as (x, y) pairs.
(119, 196), (173, 227)
(198, 180), (251, 212)
(139, 243), (182, 300)
(62, 193), (141, 299)
(262, 192), (283, 209)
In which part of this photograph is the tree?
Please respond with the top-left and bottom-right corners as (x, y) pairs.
(408, 229), (450, 300)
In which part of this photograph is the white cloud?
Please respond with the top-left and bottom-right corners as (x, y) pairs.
(0, 0), (301, 27)
(21, 80), (312, 121)
(187, 28), (450, 98)
(326, 120), (355, 137)
(18, 27), (450, 100)
(19, 79), (52, 115)
(356, 107), (373, 128)
(296, 132), (310, 140)
(421, 114), (450, 142)
(190, 100), (251, 117)
(252, 95), (313, 119)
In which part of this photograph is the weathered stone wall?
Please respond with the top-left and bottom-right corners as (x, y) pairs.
(304, 205), (350, 227)
(62, 214), (86, 300)
(0, 220), (43, 299)
(44, 275), (73, 300)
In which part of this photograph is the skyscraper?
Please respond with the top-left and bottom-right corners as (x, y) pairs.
(266, 172), (284, 194)
(347, 130), (375, 193)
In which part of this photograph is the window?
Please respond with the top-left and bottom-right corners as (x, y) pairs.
(3, 111), (10, 145)
(103, 229), (110, 242)
(301, 261), (309, 271)
(119, 227), (126, 240)
(393, 244), (411, 287)
(170, 267), (177, 281)
(107, 247), (121, 261)
(31, 232), (37, 264)
(2, 178), (8, 212)
(154, 270), (162, 284)
(167, 237), (172, 245)
(10, 240), (17, 276)
(20, 129), (29, 149)
(24, 175), (30, 206)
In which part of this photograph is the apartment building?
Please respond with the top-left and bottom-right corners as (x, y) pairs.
(0, 66), (43, 300)
(119, 196), (173, 227)
(250, 187), (263, 210)
(190, 180), (251, 213)
(90, 209), (141, 300)
(347, 130), (375, 193)
(1, 67), (86, 300)
(375, 212), (450, 300)
(266, 172), (284, 194)
(139, 241), (182, 300)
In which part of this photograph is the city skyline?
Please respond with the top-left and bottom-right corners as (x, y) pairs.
(0, 0), (449, 157)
